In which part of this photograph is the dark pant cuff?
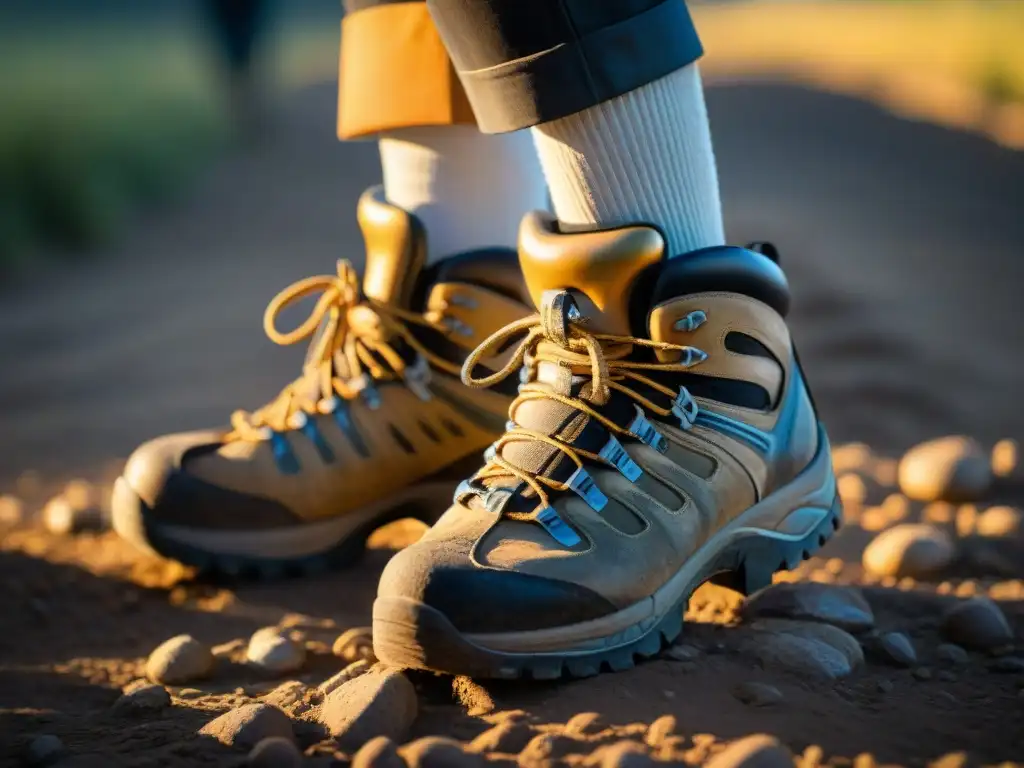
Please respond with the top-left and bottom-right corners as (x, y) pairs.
(427, 0), (704, 134)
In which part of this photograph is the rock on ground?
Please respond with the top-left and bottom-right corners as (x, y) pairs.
(862, 524), (957, 579)
(867, 631), (918, 667)
(942, 596), (1014, 650)
(199, 703), (294, 749)
(332, 626), (375, 664)
(318, 659), (372, 697)
(352, 736), (405, 768)
(742, 583), (874, 632)
(246, 627), (306, 675)
(706, 734), (794, 768)
(402, 736), (483, 768)
(317, 666), (418, 751)
(247, 736), (302, 768)
(898, 436), (992, 502)
(112, 681), (171, 715)
(146, 635), (214, 685)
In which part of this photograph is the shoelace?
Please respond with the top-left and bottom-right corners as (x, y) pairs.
(459, 291), (707, 525)
(227, 260), (462, 441)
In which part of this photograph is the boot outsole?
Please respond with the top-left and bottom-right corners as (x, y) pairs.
(372, 494), (843, 680)
(111, 476), (434, 580)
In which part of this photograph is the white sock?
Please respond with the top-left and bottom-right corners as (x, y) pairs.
(530, 64), (725, 258)
(379, 124), (549, 264)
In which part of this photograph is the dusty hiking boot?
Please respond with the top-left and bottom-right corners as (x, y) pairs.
(111, 187), (532, 575)
(372, 213), (842, 677)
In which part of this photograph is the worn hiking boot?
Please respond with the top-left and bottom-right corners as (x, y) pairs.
(372, 213), (841, 677)
(111, 187), (532, 575)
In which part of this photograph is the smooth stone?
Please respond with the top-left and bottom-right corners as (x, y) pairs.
(870, 632), (918, 667)
(402, 736), (481, 768)
(898, 436), (992, 502)
(749, 619), (864, 669)
(112, 681), (171, 715)
(935, 643), (969, 665)
(564, 711), (605, 736)
(317, 666), (417, 751)
(942, 597), (1013, 650)
(706, 734), (794, 768)
(332, 626), (375, 663)
(862, 524), (956, 579)
(146, 635), (214, 685)
(246, 627), (306, 676)
(744, 631), (853, 679)
(199, 703), (294, 749)
(742, 583), (874, 632)
(247, 736), (302, 768)
(593, 741), (658, 768)
(975, 506), (1023, 538)
(469, 721), (536, 754)
(352, 736), (405, 768)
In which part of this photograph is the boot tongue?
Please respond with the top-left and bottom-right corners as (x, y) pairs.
(517, 212), (665, 335)
(357, 186), (427, 309)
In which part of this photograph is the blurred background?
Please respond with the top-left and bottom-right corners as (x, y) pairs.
(1, 0), (1023, 495)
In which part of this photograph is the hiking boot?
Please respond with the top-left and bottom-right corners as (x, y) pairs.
(111, 186), (532, 576)
(372, 213), (841, 677)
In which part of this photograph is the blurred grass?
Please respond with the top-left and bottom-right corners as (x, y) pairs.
(696, 1), (1024, 106)
(0, 30), (230, 267)
(3, 1), (1022, 269)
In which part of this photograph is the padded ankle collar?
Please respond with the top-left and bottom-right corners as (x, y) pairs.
(649, 245), (791, 317)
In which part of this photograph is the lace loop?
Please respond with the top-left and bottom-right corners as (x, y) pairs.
(227, 259), (463, 441)
(460, 294), (706, 520)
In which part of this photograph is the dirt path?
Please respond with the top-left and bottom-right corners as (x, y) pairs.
(2, 83), (1023, 767)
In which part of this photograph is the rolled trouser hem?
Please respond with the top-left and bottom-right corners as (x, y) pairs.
(429, 0), (704, 134)
(338, 0), (476, 140)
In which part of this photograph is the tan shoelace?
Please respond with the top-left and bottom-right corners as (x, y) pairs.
(228, 260), (462, 441)
(460, 292), (707, 521)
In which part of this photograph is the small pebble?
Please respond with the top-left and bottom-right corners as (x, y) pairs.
(318, 666), (418, 751)
(862, 524), (956, 579)
(469, 721), (535, 753)
(0, 495), (24, 525)
(248, 736), (302, 768)
(942, 597), (1013, 650)
(838, 474), (868, 504)
(705, 734), (793, 768)
(912, 667), (932, 681)
(898, 436), (992, 502)
(876, 679), (894, 693)
(741, 582), (874, 632)
(146, 635), (214, 685)
(645, 715), (679, 747)
(199, 703), (294, 749)
(402, 736), (481, 768)
(247, 627), (306, 675)
(564, 711), (605, 736)
(352, 736), (405, 768)
(733, 681), (783, 707)
(992, 439), (1018, 478)
(871, 632), (918, 667)
(593, 741), (657, 768)
(975, 506), (1022, 538)
(112, 681), (171, 715)
(937, 670), (957, 682)
(936, 643), (969, 665)
(26, 734), (63, 766)
(332, 626), (375, 663)
(42, 494), (103, 535)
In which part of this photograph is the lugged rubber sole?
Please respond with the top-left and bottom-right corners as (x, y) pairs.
(372, 428), (842, 679)
(110, 476), (453, 579)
